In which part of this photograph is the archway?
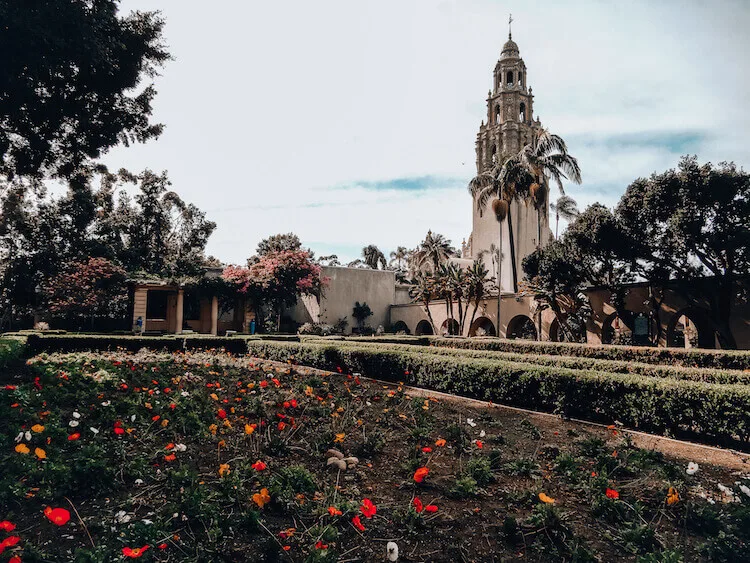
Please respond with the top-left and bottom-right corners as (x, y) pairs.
(415, 320), (434, 336)
(519, 102), (526, 123)
(667, 308), (717, 349)
(506, 315), (537, 340)
(469, 317), (496, 337)
(440, 318), (460, 336)
(392, 321), (410, 335)
(548, 318), (560, 342)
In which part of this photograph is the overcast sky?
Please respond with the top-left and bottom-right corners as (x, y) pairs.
(104, 0), (750, 265)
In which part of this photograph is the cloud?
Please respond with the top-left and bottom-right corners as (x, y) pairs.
(327, 175), (466, 193)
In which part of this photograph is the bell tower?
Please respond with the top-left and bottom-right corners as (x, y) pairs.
(468, 19), (547, 292)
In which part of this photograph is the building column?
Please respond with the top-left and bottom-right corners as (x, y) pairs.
(133, 287), (148, 333)
(175, 289), (184, 334)
(210, 296), (219, 336)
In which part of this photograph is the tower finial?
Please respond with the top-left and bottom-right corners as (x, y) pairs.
(508, 13), (513, 39)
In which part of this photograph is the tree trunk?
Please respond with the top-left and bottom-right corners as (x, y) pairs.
(497, 218), (503, 338)
(507, 207), (518, 293)
(555, 213), (559, 240)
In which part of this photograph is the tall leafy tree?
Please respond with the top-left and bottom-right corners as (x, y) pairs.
(615, 156), (750, 348)
(389, 246), (409, 270)
(0, 0), (169, 180)
(256, 233), (302, 257)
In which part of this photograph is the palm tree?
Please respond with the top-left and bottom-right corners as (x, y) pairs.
(465, 259), (492, 335)
(412, 230), (456, 273)
(361, 245), (387, 270)
(550, 195), (579, 240)
(477, 242), (502, 284)
(389, 246), (409, 270)
(512, 129), (582, 248)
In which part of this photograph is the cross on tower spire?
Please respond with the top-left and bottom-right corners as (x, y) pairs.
(508, 14), (513, 39)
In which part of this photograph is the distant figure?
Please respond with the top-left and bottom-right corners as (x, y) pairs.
(136, 316), (144, 334)
(249, 319), (256, 335)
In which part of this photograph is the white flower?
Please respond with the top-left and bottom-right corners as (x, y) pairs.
(114, 511), (131, 524)
(180, 391), (190, 397)
(386, 541), (399, 561)
(90, 427), (100, 435)
(739, 484), (750, 498)
(24, 430), (31, 441)
(14, 431), (24, 443)
(141, 519), (153, 525)
(134, 479), (144, 486)
(466, 418), (476, 427)
(131, 414), (136, 422)
(101, 401), (111, 407)
(174, 443), (187, 452)
(72, 411), (81, 419)
(686, 462), (699, 475)
(479, 430), (486, 438)
(69, 420), (79, 428)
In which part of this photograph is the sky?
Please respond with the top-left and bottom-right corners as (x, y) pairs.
(103, 0), (750, 265)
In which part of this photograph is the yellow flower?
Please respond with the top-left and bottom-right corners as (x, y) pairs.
(161, 419), (169, 428)
(304, 386), (313, 397)
(253, 487), (271, 508)
(666, 487), (679, 505)
(35, 447), (47, 460)
(15, 443), (30, 454)
(210, 393), (219, 401)
(31, 424), (45, 433)
(244, 424), (256, 435)
(539, 493), (555, 504)
(334, 433), (345, 443)
(219, 463), (230, 477)
(209, 424), (218, 436)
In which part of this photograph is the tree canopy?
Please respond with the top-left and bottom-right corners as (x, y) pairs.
(0, 0), (169, 180)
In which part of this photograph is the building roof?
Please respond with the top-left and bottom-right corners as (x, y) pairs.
(501, 36), (520, 59)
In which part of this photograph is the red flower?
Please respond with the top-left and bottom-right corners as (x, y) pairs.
(158, 543), (168, 549)
(114, 422), (125, 436)
(315, 541), (328, 549)
(421, 447), (432, 453)
(351, 515), (365, 532)
(0, 535), (21, 554)
(290, 399), (298, 408)
(413, 497), (424, 513)
(44, 507), (71, 526)
(277, 421), (286, 431)
(9, 555), (22, 563)
(217, 409), (227, 419)
(327, 506), (342, 516)
(360, 498), (377, 519)
(122, 545), (150, 558)
(424, 504), (438, 513)
(251, 460), (267, 471)
(413, 466), (429, 483)
(68, 432), (81, 441)
(164, 454), (176, 462)
(272, 378), (280, 387)
(605, 488), (619, 500)
(475, 440), (483, 449)
(0, 520), (16, 532)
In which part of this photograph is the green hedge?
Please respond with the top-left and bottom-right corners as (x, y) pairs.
(312, 340), (750, 385)
(424, 337), (750, 370)
(245, 340), (750, 447)
(0, 337), (26, 369)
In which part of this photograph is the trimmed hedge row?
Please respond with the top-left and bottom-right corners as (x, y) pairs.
(245, 340), (750, 447)
(310, 340), (750, 385)
(423, 337), (750, 370)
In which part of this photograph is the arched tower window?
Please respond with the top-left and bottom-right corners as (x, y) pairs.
(506, 71), (513, 86)
(491, 145), (497, 164)
(494, 104), (501, 124)
(519, 102), (526, 122)
(518, 72), (523, 86)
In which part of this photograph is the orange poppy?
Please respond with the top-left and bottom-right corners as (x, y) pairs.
(666, 487), (679, 505)
(435, 438), (447, 447)
(413, 467), (429, 483)
(605, 488), (619, 500)
(219, 463), (230, 477)
(538, 493), (555, 504)
(68, 433), (80, 441)
(251, 460), (267, 471)
(253, 488), (271, 508)
(327, 506), (342, 516)
(413, 497), (424, 513)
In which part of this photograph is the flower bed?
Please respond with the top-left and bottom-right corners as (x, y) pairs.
(1, 349), (749, 561)
(245, 341), (750, 447)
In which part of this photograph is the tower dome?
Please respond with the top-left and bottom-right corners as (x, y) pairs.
(501, 36), (519, 59)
